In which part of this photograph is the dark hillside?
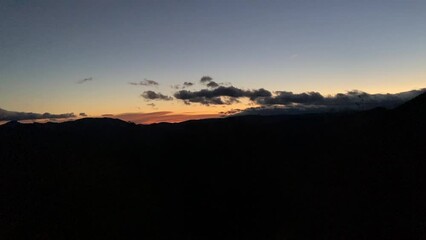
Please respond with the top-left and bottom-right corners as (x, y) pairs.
(1, 94), (426, 239)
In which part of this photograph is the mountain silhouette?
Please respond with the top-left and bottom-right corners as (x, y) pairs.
(1, 93), (425, 240)
(393, 92), (426, 119)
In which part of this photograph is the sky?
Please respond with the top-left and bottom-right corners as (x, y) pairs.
(1, 0), (426, 124)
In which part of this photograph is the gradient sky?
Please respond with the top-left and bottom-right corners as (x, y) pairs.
(1, 0), (426, 123)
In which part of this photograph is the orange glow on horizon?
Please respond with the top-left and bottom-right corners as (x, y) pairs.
(109, 111), (223, 124)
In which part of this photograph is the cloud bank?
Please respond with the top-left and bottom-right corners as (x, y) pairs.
(138, 75), (424, 115)
(0, 108), (76, 121)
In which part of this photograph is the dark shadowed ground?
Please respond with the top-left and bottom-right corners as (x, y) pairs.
(1, 93), (426, 240)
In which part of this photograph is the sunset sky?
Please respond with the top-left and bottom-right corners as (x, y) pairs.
(1, 0), (426, 124)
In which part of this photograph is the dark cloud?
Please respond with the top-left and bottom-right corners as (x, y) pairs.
(0, 108), (76, 121)
(141, 91), (173, 101)
(174, 86), (271, 105)
(79, 113), (88, 117)
(102, 114), (114, 117)
(200, 76), (213, 83)
(129, 79), (159, 86)
(147, 103), (156, 107)
(77, 77), (93, 84)
(207, 81), (219, 88)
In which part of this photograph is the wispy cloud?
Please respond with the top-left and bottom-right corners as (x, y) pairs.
(77, 77), (93, 84)
(129, 79), (159, 86)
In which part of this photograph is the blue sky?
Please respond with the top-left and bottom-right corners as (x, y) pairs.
(1, 0), (425, 122)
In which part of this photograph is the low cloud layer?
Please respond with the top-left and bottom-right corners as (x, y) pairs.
(0, 108), (76, 121)
(141, 91), (173, 101)
(129, 79), (159, 86)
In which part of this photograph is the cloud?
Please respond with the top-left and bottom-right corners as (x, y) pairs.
(0, 108), (76, 121)
(174, 86), (272, 105)
(77, 77), (93, 84)
(207, 81), (219, 88)
(141, 91), (173, 101)
(200, 76), (213, 83)
(79, 113), (88, 117)
(129, 79), (159, 86)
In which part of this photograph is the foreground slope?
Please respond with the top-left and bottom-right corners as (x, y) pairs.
(1, 93), (426, 240)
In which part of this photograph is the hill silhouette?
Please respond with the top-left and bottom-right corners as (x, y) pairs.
(1, 93), (426, 239)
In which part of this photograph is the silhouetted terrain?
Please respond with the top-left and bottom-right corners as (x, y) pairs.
(1, 93), (426, 240)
